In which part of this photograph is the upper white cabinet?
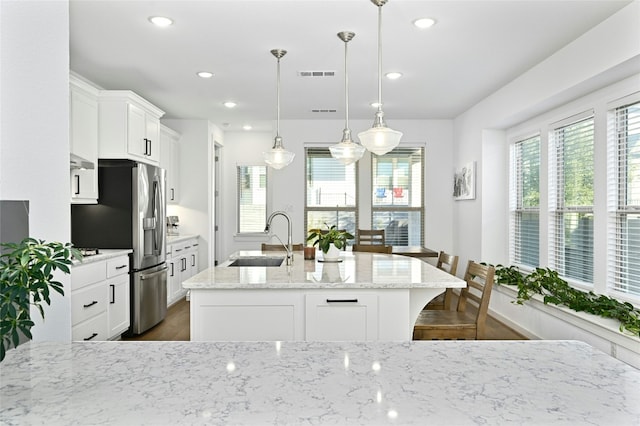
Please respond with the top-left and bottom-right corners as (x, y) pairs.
(70, 75), (99, 203)
(98, 91), (164, 165)
(160, 125), (180, 204)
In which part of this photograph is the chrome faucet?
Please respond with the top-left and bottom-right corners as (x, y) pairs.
(264, 211), (293, 265)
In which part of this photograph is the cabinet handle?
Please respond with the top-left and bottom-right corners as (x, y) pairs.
(193, 243), (199, 247)
(110, 284), (115, 304)
(115, 264), (127, 270)
(170, 188), (175, 201)
(74, 174), (80, 195)
(181, 258), (187, 272)
(144, 138), (152, 156)
(175, 248), (183, 253)
(184, 245), (191, 249)
(83, 332), (98, 341)
(170, 262), (174, 277)
(326, 299), (358, 303)
(83, 300), (98, 308)
(191, 254), (196, 267)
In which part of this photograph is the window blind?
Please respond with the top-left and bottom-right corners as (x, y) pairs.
(304, 148), (357, 236)
(549, 115), (594, 284)
(237, 165), (267, 233)
(607, 99), (640, 298)
(510, 135), (540, 267)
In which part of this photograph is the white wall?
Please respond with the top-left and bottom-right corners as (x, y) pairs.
(0, 1), (72, 341)
(219, 118), (455, 259)
(452, 0), (640, 270)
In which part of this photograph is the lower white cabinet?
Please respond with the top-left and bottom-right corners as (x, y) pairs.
(305, 293), (379, 341)
(167, 237), (199, 306)
(190, 289), (386, 341)
(71, 254), (130, 341)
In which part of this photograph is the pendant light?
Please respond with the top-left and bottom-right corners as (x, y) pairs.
(357, 0), (402, 156)
(329, 31), (365, 166)
(263, 49), (295, 169)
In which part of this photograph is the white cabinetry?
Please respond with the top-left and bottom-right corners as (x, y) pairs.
(98, 91), (164, 165)
(305, 293), (379, 341)
(167, 237), (199, 306)
(71, 254), (130, 341)
(70, 75), (99, 203)
(160, 125), (180, 204)
(191, 289), (387, 341)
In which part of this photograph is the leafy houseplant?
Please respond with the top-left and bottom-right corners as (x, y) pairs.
(0, 238), (79, 361)
(307, 224), (354, 254)
(494, 264), (640, 337)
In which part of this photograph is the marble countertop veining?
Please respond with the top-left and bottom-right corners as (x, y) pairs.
(184, 250), (465, 290)
(1, 340), (638, 425)
(71, 248), (132, 266)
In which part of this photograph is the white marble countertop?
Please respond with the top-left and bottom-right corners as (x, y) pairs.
(167, 234), (198, 244)
(71, 248), (132, 266)
(1, 340), (638, 425)
(184, 250), (465, 290)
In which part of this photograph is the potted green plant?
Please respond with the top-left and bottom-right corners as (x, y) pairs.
(0, 238), (79, 362)
(307, 224), (354, 261)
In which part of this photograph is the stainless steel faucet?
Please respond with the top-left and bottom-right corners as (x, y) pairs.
(264, 211), (293, 265)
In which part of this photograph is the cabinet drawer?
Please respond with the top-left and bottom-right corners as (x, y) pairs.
(72, 283), (108, 325)
(107, 256), (129, 278)
(71, 261), (107, 291)
(72, 312), (108, 342)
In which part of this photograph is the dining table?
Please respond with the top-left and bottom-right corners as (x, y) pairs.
(391, 245), (439, 258)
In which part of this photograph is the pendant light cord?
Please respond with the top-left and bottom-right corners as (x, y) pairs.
(344, 37), (349, 130)
(377, 4), (383, 113)
(276, 56), (281, 138)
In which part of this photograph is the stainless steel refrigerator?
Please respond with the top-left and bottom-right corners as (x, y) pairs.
(71, 159), (167, 335)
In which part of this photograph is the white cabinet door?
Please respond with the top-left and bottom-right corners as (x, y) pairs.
(305, 293), (379, 341)
(70, 79), (99, 203)
(107, 274), (130, 339)
(145, 113), (160, 163)
(160, 125), (180, 204)
(167, 256), (182, 305)
(127, 103), (148, 159)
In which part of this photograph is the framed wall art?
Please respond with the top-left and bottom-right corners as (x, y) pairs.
(453, 161), (476, 200)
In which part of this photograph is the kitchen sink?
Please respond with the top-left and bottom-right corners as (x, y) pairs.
(227, 256), (284, 267)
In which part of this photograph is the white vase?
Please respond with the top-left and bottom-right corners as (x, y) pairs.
(322, 244), (341, 261)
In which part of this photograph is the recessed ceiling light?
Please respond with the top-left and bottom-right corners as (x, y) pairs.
(197, 71), (213, 78)
(385, 72), (403, 80)
(413, 17), (436, 29)
(243, 125), (252, 131)
(223, 101), (237, 108)
(149, 16), (173, 27)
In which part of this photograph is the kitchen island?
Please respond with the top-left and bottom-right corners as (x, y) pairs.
(2, 340), (639, 425)
(184, 250), (465, 341)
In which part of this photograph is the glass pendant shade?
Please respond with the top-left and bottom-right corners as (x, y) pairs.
(264, 136), (295, 170)
(330, 31), (364, 166)
(359, 0), (402, 156)
(263, 49), (294, 169)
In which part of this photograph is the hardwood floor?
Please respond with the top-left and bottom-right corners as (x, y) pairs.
(123, 298), (190, 341)
(123, 295), (526, 342)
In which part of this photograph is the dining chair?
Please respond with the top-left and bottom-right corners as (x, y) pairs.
(426, 251), (459, 310)
(261, 243), (304, 251)
(413, 260), (495, 340)
(351, 244), (392, 254)
(357, 229), (385, 245)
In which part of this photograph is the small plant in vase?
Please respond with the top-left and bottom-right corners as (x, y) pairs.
(307, 224), (354, 261)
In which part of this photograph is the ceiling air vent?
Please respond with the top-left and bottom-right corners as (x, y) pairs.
(311, 109), (337, 113)
(298, 71), (335, 77)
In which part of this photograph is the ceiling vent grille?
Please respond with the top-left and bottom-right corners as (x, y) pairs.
(311, 109), (337, 113)
(298, 71), (335, 77)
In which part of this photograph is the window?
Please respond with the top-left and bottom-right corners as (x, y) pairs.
(305, 148), (357, 237)
(372, 147), (424, 246)
(608, 99), (640, 298)
(237, 165), (267, 233)
(510, 135), (540, 267)
(549, 115), (594, 284)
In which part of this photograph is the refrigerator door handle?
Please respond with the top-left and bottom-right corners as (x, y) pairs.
(140, 266), (168, 280)
(152, 179), (164, 256)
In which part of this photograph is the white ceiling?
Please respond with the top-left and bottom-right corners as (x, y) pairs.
(70, 0), (632, 132)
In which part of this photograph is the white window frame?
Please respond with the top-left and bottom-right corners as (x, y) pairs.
(236, 164), (268, 234)
(607, 92), (640, 301)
